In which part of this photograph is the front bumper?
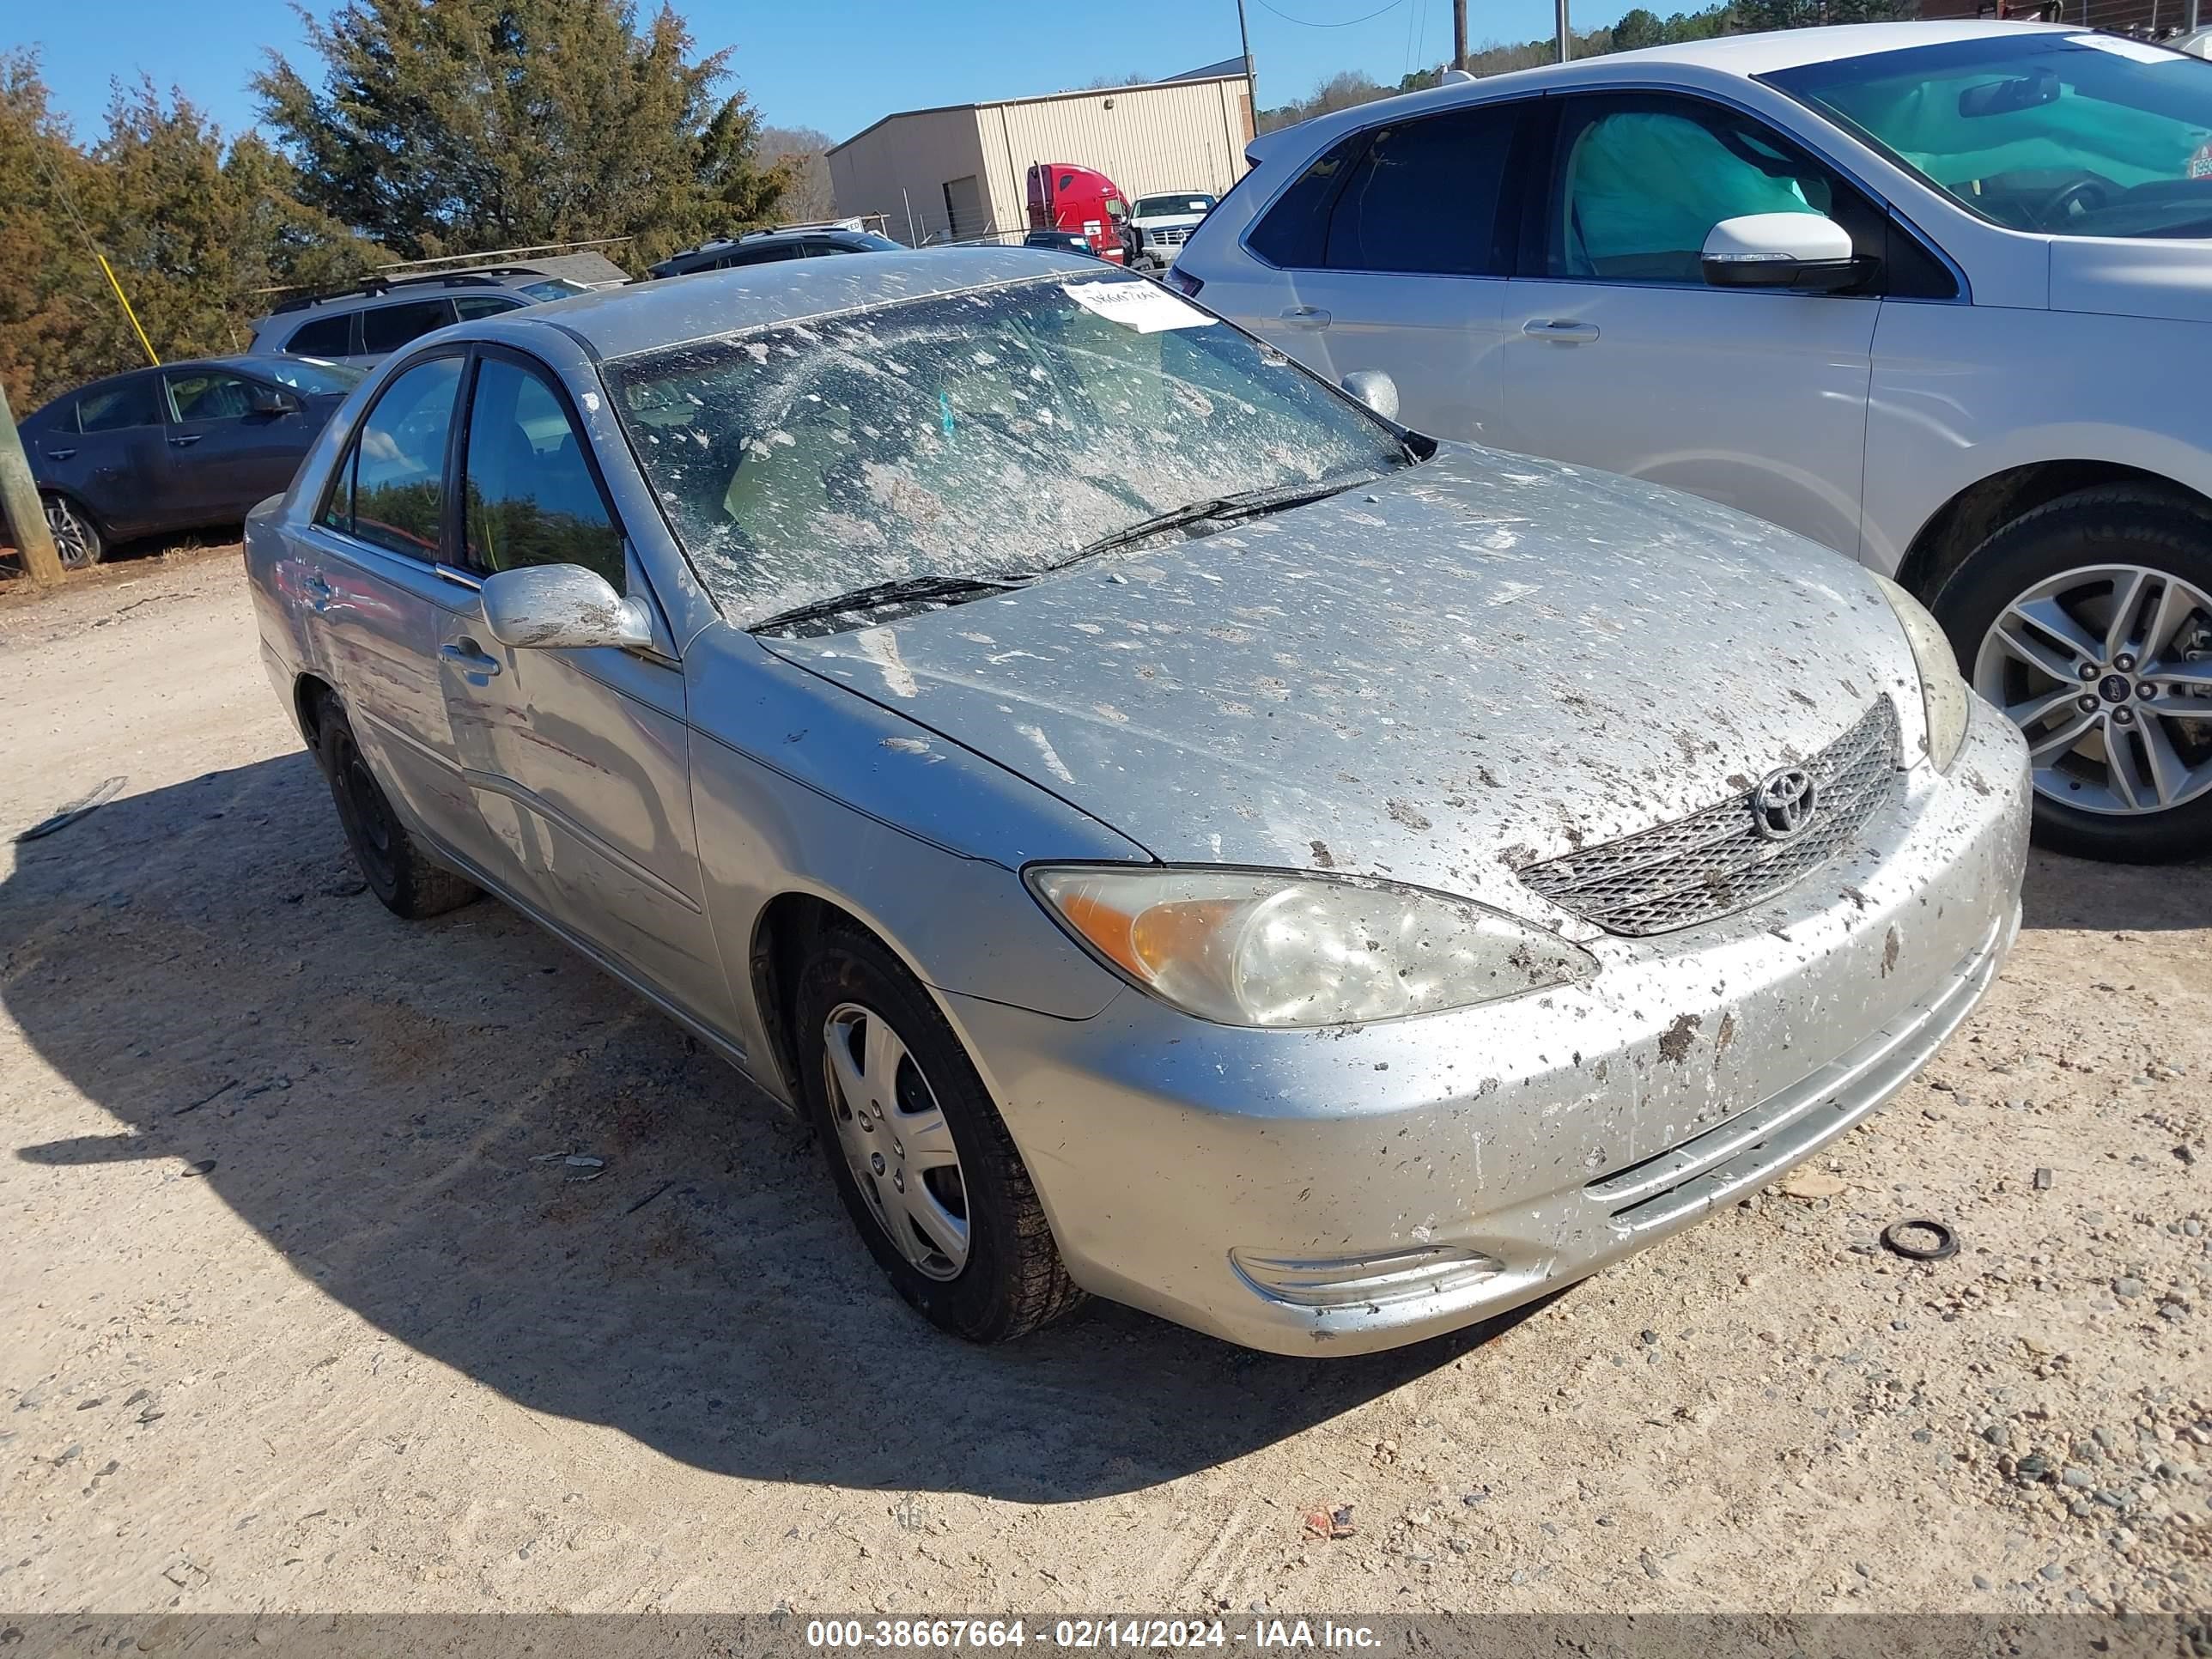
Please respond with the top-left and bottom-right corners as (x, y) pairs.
(948, 696), (2031, 1356)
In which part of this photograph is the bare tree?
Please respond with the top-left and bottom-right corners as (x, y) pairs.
(757, 125), (836, 221)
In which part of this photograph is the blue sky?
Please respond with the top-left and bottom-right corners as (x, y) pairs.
(19, 0), (1624, 147)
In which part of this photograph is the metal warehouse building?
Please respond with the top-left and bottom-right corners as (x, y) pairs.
(827, 61), (1255, 247)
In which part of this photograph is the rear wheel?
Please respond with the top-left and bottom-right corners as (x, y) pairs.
(41, 495), (102, 569)
(314, 694), (479, 918)
(795, 924), (1084, 1343)
(1931, 485), (2212, 862)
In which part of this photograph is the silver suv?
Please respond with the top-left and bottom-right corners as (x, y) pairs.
(246, 268), (595, 369)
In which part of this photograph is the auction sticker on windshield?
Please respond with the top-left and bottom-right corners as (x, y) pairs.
(1063, 281), (1216, 333)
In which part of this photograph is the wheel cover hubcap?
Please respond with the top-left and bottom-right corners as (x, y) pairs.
(1974, 562), (2212, 817)
(821, 1003), (969, 1281)
(43, 502), (92, 570)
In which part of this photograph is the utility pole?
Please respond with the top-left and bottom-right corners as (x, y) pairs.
(0, 380), (65, 586)
(1235, 0), (1259, 142)
(1557, 0), (1572, 61)
(1453, 0), (1468, 70)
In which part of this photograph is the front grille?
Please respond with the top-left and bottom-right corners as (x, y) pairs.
(1522, 698), (1900, 937)
(1152, 227), (1190, 246)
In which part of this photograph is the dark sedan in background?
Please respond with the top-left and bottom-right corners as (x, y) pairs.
(22, 356), (361, 568)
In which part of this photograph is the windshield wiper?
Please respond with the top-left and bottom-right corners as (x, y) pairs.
(750, 573), (1029, 635)
(1049, 474), (1379, 570)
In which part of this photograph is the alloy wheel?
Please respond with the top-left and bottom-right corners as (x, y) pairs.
(821, 1002), (970, 1281)
(43, 500), (95, 569)
(1974, 562), (2212, 817)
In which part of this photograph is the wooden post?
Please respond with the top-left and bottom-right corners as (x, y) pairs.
(1454, 0), (1468, 70)
(0, 379), (65, 586)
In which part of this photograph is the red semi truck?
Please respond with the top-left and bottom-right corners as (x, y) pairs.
(1025, 163), (1131, 264)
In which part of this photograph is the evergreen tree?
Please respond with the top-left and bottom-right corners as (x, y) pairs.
(254, 0), (789, 265)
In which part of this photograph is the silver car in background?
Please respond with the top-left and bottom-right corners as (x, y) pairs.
(246, 249), (2030, 1356)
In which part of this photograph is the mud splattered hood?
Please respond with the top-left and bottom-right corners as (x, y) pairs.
(760, 445), (1924, 921)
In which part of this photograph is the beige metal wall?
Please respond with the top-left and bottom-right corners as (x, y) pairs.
(830, 78), (1253, 247)
(979, 79), (1251, 234)
(827, 106), (988, 246)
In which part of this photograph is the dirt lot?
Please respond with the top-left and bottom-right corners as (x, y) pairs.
(0, 553), (2206, 1617)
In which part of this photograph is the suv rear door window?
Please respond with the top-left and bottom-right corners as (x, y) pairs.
(361, 299), (458, 356)
(325, 355), (464, 557)
(1248, 104), (1520, 275)
(284, 312), (356, 356)
(1325, 104), (1519, 274)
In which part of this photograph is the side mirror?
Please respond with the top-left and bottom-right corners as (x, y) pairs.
(1340, 369), (1401, 422)
(1700, 212), (1867, 293)
(250, 385), (301, 416)
(480, 564), (654, 652)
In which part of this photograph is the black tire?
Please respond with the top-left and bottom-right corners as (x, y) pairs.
(795, 924), (1085, 1343)
(313, 693), (480, 918)
(1930, 483), (2212, 863)
(41, 495), (103, 569)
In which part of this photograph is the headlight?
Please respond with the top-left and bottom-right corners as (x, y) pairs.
(1873, 572), (1970, 773)
(1026, 866), (1597, 1029)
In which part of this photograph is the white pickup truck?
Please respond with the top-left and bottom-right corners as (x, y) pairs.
(1127, 191), (1217, 269)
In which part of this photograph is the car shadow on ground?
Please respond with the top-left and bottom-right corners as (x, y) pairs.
(2, 526), (243, 584)
(2021, 847), (2212, 932)
(4, 754), (1534, 1503)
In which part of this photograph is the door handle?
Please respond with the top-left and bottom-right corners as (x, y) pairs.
(168, 433), (203, 447)
(45, 447), (76, 461)
(1522, 319), (1600, 343)
(440, 639), (502, 678)
(304, 572), (332, 612)
(1278, 305), (1332, 329)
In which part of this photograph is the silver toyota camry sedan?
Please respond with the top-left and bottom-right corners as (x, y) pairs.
(246, 248), (2030, 1356)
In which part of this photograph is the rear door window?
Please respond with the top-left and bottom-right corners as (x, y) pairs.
(361, 299), (459, 356)
(324, 355), (465, 558)
(76, 378), (162, 433)
(1324, 103), (1521, 275)
(1247, 104), (1522, 275)
(453, 294), (524, 320)
(284, 312), (356, 356)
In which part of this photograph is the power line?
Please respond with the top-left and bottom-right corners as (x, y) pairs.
(1250, 0), (1409, 27)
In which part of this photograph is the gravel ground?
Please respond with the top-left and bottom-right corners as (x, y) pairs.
(0, 554), (2205, 1615)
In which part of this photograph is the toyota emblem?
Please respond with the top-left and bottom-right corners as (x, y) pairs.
(1753, 767), (1818, 842)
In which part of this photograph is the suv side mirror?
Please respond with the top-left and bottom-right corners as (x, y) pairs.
(1340, 369), (1401, 422)
(480, 564), (653, 651)
(250, 385), (301, 416)
(1700, 212), (1868, 294)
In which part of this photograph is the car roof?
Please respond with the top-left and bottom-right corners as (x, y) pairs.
(250, 270), (554, 331)
(514, 247), (1098, 362)
(1246, 20), (2079, 163)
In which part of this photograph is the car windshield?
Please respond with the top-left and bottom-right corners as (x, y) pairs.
(1135, 195), (1214, 216)
(247, 357), (365, 394)
(606, 273), (1411, 624)
(518, 278), (592, 301)
(1765, 33), (2212, 237)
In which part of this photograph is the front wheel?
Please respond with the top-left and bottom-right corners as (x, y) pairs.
(1931, 484), (2212, 862)
(41, 495), (102, 569)
(795, 924), (1084, 1343)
